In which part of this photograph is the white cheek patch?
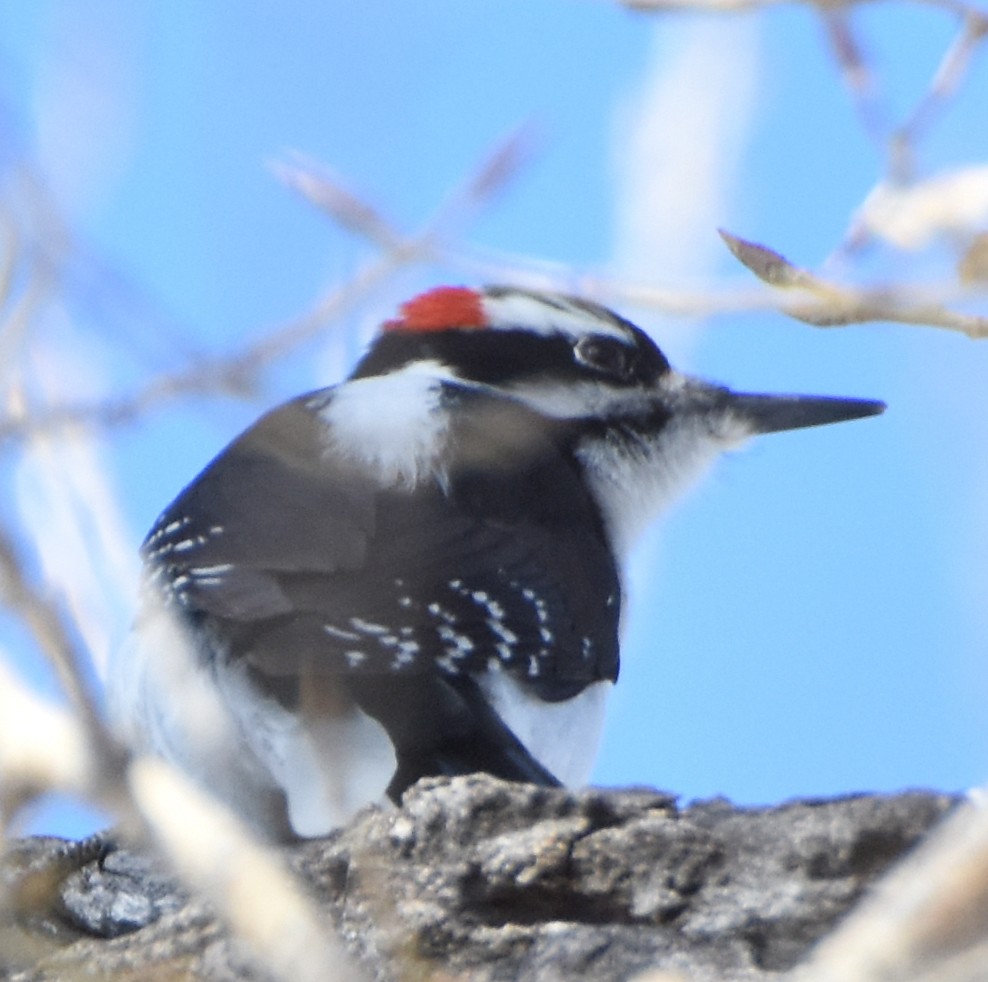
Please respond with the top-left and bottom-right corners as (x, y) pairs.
(578, 412), (749, 562)
(318, 362), (454, 489)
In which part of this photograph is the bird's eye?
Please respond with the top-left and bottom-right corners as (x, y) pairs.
(574, 336), (633, 380)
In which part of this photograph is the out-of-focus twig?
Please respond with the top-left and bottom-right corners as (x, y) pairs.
(0, 523), (124, 790)
(795, 794), (988, 982)
(820, 7), (886, 147)
(622, 0), (790, 10)
(622, 0), (987, 22)
(272, 155), (404, 252)
(129, 757), (362, 982)
(0, 216), (55, 391)
(624, 0), (988, 202)
(0, 128), (533, 444)
(0, 657), (94, 830)
(896, 10), (988, 156)
(245, 123), (532, 371)
(720, 229), (988, 336)
(411, 235), (988, 334)
(0, 653), (362, 981)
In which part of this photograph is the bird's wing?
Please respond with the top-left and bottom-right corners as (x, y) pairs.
(141, 386), (620, 792)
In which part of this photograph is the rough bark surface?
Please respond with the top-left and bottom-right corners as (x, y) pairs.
(0, 775), (955, 981)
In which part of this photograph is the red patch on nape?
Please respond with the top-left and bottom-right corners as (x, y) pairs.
(385, 286), (487, 333)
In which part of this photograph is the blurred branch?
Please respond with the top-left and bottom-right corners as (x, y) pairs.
(622, 0), (790, 10)
(272, 155), (405, 252)
(243, 127), (531, 367)
(0, 658), (361, 980)
(894, 9), (988, 160)
(128, 757), (361, 982)
(820, 7), (886, 147)
(0, 215), (57, 392)
(406, 235), (987, 335)
(266, 138), (988, 337)
(796, 794), (988, 982)
(720, 229), (988, 335)
(0, 523), (122, 786)
(621, 0), (987, 20)
(623, 0), (988, 205)
(823, 0), (988, 181)
(0, 658), (95, 833)
(0, 127), (533, 444)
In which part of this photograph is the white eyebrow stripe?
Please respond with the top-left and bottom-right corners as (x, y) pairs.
(481, 292), (633, 344)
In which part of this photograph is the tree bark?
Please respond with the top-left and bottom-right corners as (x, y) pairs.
(0, 775), (956, 981)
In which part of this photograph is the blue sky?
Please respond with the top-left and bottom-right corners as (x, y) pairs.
(1, 2), (987, 838)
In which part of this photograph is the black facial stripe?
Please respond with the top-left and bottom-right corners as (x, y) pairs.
(576, 403), (674, 446)
(351, 328), (670, 388)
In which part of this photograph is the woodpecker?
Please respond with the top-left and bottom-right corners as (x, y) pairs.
(109, 285), (884, 839)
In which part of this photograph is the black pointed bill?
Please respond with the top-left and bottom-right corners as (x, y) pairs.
(729, 393), (886, 435)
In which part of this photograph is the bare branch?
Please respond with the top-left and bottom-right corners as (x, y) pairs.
(430, 122), (537, 231)
(0, 657), (362, 981)
(795, 795), (988, 982)
(0, 128), (532, 445)
(958, 232), (988, 284)
(434, 235), (988, 337)
(623, 0), (988, 199)
(895, 10), (988, 155)
(621, 0), (792, 11)
(718, 229), (822, 289)
(0, 217), (55, 390)
(0, 658), (94, 828)
(129, 757), (362, 982)
(819, 6), (888, 148)
(0, 523), (121, 776)
(720, 229), (988, 335)
(273, 154), (403, 252)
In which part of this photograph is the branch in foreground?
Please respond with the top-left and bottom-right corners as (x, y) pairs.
(719, 229), (988, 337)
(0, 659), (360, 982)
(0, 524), (121, 790)
(797, 790), (988, 982)
(0, 127), (532, 445)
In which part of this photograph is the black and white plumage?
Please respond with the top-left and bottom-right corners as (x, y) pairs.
(109, 286), (884, 838)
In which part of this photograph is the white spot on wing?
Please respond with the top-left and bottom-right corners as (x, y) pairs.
(437, 625), (474, 655)
(189, 563), (234, 575)
(350, 616), (389, 635)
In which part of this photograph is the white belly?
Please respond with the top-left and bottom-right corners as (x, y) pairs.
(106, 606), (395, 838)
(478, 672), (612, 786)
(107, 606), (609, 838)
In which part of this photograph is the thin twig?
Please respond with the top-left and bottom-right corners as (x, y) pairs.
(624, 0), (988, 194)
(896, 10), (988, 148)
(719, 229), (988, 336)
(0, 129), (533, 444)
(795, 795), (988, 982)
(819, 6), (888, 147)
(0, 523), (126, 797)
